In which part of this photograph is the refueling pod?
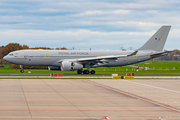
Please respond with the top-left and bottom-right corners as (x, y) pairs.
(48, 66), (61, 71)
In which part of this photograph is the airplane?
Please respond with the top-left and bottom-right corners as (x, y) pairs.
(3, 25), (171, 74)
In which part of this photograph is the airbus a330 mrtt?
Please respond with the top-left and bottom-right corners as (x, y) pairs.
(3, 26), (171, 74)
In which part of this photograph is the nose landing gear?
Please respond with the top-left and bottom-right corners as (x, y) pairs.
(20, 65), (24, 73)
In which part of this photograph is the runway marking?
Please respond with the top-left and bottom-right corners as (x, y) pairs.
(163, 101), (176, 103)
(122, 80), (180, 94)
(19, 79), (32, 118)
(82, 80), (180, 114)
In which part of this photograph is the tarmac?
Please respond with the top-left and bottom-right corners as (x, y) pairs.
(0, 79), (180, 120)
(1, 75), (180, 79)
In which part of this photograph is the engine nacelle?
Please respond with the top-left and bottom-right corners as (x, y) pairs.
(61, 61), (83, 71)
(48, 66), (61, 71)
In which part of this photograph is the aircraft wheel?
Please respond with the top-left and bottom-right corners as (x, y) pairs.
(86, 70), (89, 74)
(83, 70), (87, 74)
(77, 70), (82, 74)
(90, 70), (95, 74)
(83, 70), (89, 74)
(20, 69), (24, 73)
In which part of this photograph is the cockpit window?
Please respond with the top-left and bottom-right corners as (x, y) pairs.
(9, 53), (14, 56)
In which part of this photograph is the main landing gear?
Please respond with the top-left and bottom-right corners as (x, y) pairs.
(20, 65), (24, 73)
(77, 70), (95, 74)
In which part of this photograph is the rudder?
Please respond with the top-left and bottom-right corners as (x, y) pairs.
(137, 26), (171, 51)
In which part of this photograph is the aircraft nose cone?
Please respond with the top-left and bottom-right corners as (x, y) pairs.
(3, 56), (9, 62)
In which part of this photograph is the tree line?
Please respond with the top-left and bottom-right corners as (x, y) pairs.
(1, 43), (180, 61)
(154, 49), (180, 61)
(0, 43), (67, 59)
(0, 43), (67, 69)
(0, 43), (180, 69)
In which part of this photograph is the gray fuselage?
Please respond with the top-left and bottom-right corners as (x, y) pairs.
(4, 49), (151, 68)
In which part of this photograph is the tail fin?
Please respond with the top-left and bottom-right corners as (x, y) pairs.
(137, 25), (171, 51)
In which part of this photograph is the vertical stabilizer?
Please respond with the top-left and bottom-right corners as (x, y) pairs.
(137, 26), (171, 51)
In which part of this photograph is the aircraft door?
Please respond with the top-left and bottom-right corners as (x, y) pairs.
(133, 54), (138, 59)
(19, 52), (24, 59)
(44, 52), (49, 59)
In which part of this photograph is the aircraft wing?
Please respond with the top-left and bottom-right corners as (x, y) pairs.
(73, 51), (138, 64)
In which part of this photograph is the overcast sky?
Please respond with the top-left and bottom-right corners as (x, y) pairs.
(0, 0), (180, 50)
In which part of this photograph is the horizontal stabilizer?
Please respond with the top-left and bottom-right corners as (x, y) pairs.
(150, 51), (173, 58)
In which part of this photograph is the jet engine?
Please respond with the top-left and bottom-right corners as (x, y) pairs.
(48, 66), (61, 70)
(61, 61), (83, 71)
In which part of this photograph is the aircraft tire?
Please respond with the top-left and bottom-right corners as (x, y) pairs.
(77, 70), (82, 74)
(20, 69), (24, 73)
(83, 70), (89, 74)
(90, 70), (95, 74)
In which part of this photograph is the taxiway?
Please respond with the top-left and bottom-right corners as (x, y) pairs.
(0, 79), (180, 120)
